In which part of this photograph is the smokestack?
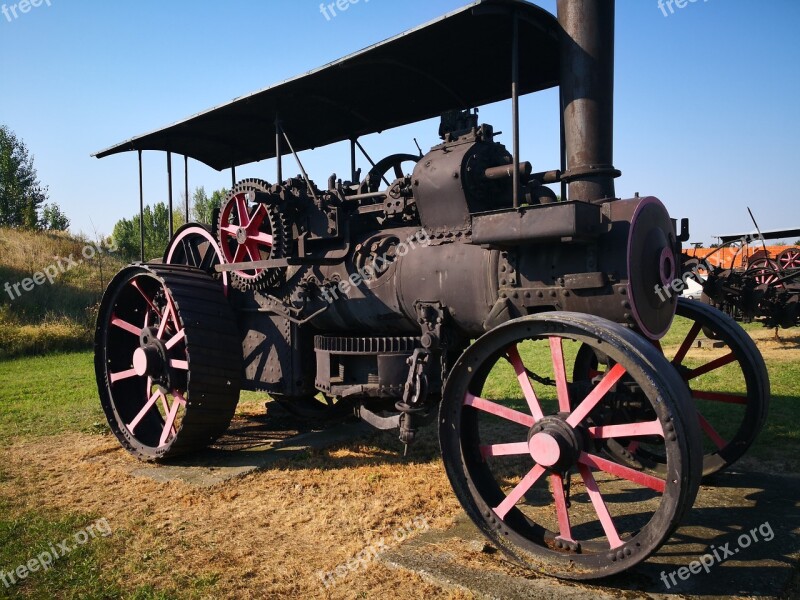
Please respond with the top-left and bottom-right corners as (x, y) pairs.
(557, 0), (619, 202)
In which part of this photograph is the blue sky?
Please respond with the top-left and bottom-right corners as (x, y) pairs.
(1, 0), (798, 244)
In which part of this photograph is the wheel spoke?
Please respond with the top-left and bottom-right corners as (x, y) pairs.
(566, 364), (627, 428)
(479, 442), (530, 459)
(464, 393), (535, 428)
(549, 337), (572, 413)
(170, 359), (189, 371)
(247, 204), (268, 231)
(130, 280), (162, 318)
(159, 392), (186, 447)
(249, 232), (274, 246)
(221, 225), (239, 238)
(199, 246), (216, 271)
(232, 244), (248, 264)
(110, 368), (139, 384)
(586, 420), (664, 439)
(550, 473), (574, 543)
(494, 464), (547, 520)
(577, 463), (624, 549)
(686, 352), (736, 380)
(672, 321), (702, 365)
(235, 196), (250, 227)
(579, 452), (666, 492)
(245, 241), (262, 261)
(697, 412), (727, 449)
(127, 389), (163, 433)
(156, 302), (173, 339)
(506, 345), (544, 421)
(111, 316), (141, 336)
(692, 390), (747, 405)
(164, 328), (186, 350)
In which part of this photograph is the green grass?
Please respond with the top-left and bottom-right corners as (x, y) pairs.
(0, 505), (121, 599)
(0, 352), (105, 442)
(0, 352), (268, 443)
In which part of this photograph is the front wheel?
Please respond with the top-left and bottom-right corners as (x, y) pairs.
(439, 312), (702, 580)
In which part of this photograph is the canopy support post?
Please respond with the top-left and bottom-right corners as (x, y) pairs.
(167, 151), (174, 236)
(350, 139), (357, 183)
(138, 150), (145, 262)
(184, 155), (190, 222)
(231, 163), (236, 188)
(275, 115), (283, 183)
(511, 10), (521, 209)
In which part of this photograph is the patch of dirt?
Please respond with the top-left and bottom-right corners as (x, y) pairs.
(747, 327), (800, 361)
(0, 422), (470, 599)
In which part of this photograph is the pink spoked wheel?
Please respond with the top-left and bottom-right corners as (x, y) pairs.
(746, 259), (781, 287)
(439, 312), (702, 580)
(164, 223), (229, 295)
(95, 264), (241, 460)
(778, 247), (800, 271)
(575, 298), (769, 479)
(217, 179), (286, 290)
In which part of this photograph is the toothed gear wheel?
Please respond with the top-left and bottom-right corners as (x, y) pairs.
(217, 178), (288, 291)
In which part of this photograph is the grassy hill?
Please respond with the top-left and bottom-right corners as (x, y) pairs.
(0, 228), (128, 359)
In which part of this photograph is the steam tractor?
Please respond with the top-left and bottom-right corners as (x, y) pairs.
(93, 0), (769, 579)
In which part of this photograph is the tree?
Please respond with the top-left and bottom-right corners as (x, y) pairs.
(0, 125), (48, 229)
(191, 186), (227, 225)
(112, 202), (185, 262)
(41, 202), (70, 231)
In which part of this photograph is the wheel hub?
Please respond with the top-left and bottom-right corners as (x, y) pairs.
(135, 327), (169, 382)
(528, 416), (584, 472)
(236, 227), (249, 244)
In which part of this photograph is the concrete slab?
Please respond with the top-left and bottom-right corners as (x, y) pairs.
(381, 467), (800, 600)
(124, 403), (372, 488)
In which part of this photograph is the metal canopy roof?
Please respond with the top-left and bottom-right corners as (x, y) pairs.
(93, 0), (561, 171)
(716, 228), (800, 244)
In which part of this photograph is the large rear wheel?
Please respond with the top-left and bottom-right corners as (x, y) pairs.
(95, 264), (242, 460)
(574, 299), (769, 478)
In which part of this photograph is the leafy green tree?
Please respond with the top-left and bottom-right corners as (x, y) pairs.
(0, 125), (48, 229)
(41, 202), (70, 231)
(191, 186), (227, 225)
(112, 202), (185, 262)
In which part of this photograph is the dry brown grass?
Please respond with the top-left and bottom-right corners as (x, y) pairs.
(0, 227), (126, 358)
(0, 424), (472, 599)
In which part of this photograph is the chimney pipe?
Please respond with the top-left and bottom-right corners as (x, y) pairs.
(558, 0), (619, 203)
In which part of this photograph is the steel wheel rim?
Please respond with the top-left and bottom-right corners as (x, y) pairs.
(165, 224), (229, 294)
(440, 313), (701, 579)
(98, 270), (190, 453)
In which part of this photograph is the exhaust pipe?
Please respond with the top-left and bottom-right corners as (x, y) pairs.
(558, 0), (619, 203)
